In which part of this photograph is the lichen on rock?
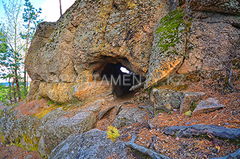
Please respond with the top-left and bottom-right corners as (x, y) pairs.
(145, 9), (190, 89)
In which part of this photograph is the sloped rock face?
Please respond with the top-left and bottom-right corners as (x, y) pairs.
(112, 107), (147, 128)
(193, 98), (225, 115)
(178, 1), (240, 74)
(49, 129), (128, 159)
(145, 1), (240, 88)
(26, 0), (171, 102)
(0, 99), (97, 156)
(187, 0), (240, 15)
(145, 9), (188, 88)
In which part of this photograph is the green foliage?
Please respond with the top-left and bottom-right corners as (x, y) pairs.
(0, 0), (24, 103)
(0, 83), (29, 106)
(0, 0), (42, 104)
(21, 0), (43, 97)
(47, 100), (54, 105)
(155, 9), (190, 52)
(190, 102), (197, 111)
(21, 0), (43, 41)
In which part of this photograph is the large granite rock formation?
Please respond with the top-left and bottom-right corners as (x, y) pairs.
(26, 0), (171, 102)
(49, 129), (128, 159)
(145, 1), (240, 88)
(25, 0), (240, 99)
(1, 0), (239, 157)
(0, 99), (98, 156)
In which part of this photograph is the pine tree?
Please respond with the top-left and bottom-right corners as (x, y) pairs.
(21, 0), (42, 97)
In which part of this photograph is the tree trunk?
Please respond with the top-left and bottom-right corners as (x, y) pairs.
(8, 78), (12, 104)
(59, 0), (62, 16)
(12, 79), (17, 103)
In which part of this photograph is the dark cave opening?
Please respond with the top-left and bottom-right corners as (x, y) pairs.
(100, 62), (145, 97)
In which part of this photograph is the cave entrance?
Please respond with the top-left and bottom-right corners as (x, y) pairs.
(100, 62), (144, 97)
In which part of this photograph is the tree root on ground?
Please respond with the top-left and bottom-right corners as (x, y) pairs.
(162, 124), (240, 140)
(138, 105), (154, 117)
(129, 83), (144, 91)
(116, 101), (133, 115)
(123, 124), (240, 159)
(226, 67), (235, 91)
(125, 134), (170, 159)
(98, 106), (116, 120)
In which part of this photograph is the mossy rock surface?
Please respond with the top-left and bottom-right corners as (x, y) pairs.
(145, 9), (190, 89)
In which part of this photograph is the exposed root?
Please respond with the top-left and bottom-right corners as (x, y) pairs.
(149, 135), (157, 149)
(138, 105), (154, 117)
(98, 106), (116, 120)
(129, 83), (144, 91)
(163, 124), (240, 140)
(226, 67), (235, 91)
(125, 134), (171, 159)
(116, 101), (133, 115)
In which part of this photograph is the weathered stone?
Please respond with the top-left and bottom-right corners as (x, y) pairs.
(163, 124), (240, 140)
(178, 20), (240, 74)
(81, 99), (105, 113)
(0, 99), (97, 156)
(145, 9), (187, 89)
(180, 92), (206, 114)
(150, 89), (183, 112)
(49, 129), (128, 159)
(42, 111), (96, 154)
(73, 81), (113, 102)
(25, 80), (40, 102)
(112, 107), (147, 128)
(26, 0), (171, 100)
(193, 98), (225, 115)
(187, 0), (240, 15)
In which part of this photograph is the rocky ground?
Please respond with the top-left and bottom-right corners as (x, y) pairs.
(0, 102), (43, 159)
(0, 70), (240, 159)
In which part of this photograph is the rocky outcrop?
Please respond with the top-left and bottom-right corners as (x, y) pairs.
(193, 98), (225, 115)
(49, 129), (128, 159)
(145, 1), (240, 88)
(5, 0), (239, 157)
(26, 0), (171, 102)
(180, 92), (206, 114)
(25, 0), (240, 102)
(150, 89), (206, 113)
(145, 9), (188, 88)
(112, 107), (147, 128)
(0, 99), (98, 156)
(150, 89), (183, 112)
(187, 0), (240, 15)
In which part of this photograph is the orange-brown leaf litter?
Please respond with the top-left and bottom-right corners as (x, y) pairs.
(1, 70), (240, 159)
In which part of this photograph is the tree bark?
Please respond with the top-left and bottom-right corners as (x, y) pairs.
(59, 0), (62, 16)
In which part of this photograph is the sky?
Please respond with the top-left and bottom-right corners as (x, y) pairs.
(0, 0), (75, 82)
(0, 0), (76, 22)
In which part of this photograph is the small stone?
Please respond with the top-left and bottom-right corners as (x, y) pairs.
(24, 155), (32, 159)
(112, 108), (147, 128)
(150, 89), (183, 112)
(180, 92), (206, 114)
(193, 98), (224, 115)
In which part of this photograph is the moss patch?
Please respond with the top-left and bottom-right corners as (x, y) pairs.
(23, 133), (40, 151)
(155, 9), (190, 52)
(33, 104), (56, 119)
(1, 132), (5, 143)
